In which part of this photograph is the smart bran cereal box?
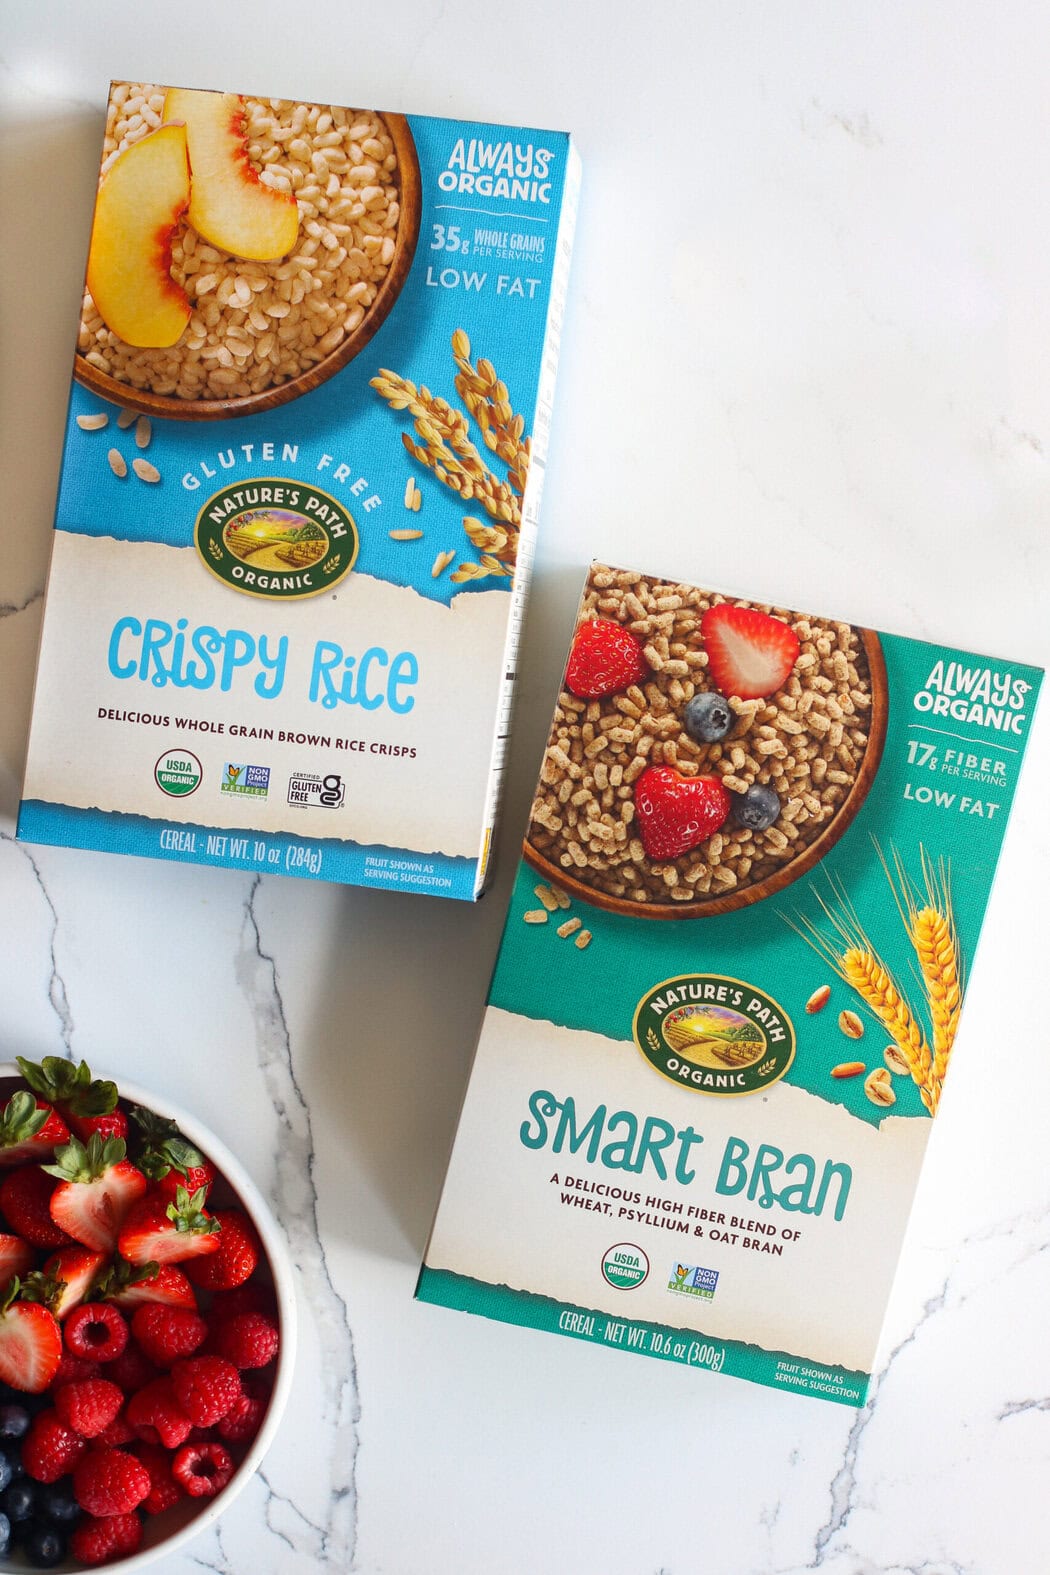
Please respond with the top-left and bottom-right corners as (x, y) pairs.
(418, 562), (1042, 1402)
(18, 83), (579, 896)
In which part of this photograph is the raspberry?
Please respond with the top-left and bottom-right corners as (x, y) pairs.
(21, 1408), (89, 1483)
(171, 1355), (241, 1426)
(133, 1442), (183, 1515)
(64, 1302), (129, 1362)
(126, 1376), (193, 1449)
(209, 1282), (275, 1327)
(51, 1352), (101, 1387)
(217, 1390), (266, 1444)
(96, 1411), (136, 1447)
(70, 1510), (143, 1565)
(106, 1342), (159, 1395)
(172, 1440), (235, 1498)
(54, 1377), (123, 1438)
(211, 1311), (279, 1370)
(131, 1303), (207, 1366)
(73, 1446), (151, 1517)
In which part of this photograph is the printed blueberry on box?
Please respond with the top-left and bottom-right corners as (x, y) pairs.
(18, 83), (580, 895)
(417, 562), (1042, 1402)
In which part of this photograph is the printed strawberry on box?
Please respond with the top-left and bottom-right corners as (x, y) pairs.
(18, 82), (581, 898)
(0, 1057), (289, 1567)
(417, 561), (1042, 1405)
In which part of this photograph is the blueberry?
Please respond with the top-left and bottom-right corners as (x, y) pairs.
(681, 691), (733, 744)
(731, 782), (781, 831)
(0, 1511), (10, 1558)
(24, 1524), (67, 1568)
(0, 1404), (30, 1441)
(0, 1476), (36, 1522)
(38, 1482), (81, 1524)
(0, 1451), (12, 1495)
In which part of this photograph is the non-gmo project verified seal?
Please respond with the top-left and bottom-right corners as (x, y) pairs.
(668, 1262), (719, 1300)
(288, 771), (345, 809)
(220, 764), (270, 799)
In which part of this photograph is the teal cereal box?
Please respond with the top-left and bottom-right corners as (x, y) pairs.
(18, 82), (579, 896)
(418, 562), (1042, 1402)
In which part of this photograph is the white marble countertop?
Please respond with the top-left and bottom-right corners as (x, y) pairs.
(2, 5), (1049, 1572)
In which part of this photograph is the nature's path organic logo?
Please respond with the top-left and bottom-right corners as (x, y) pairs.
(632, 974), (795, 1097)
(194, 479), (358, 600)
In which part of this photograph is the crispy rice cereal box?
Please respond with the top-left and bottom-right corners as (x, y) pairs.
(18, 84), (579, 896)
(418, 562), (1042, 1402)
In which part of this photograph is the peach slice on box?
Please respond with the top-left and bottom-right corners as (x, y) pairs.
(164, 87), (299, 262)
(86, 122), (191, 349)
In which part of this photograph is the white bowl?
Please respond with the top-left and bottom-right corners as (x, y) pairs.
(0, 1064), (297, 1573)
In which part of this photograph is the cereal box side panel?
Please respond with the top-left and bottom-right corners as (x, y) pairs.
(472, 140), (583, 894)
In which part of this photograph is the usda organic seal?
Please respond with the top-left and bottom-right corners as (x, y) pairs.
(601, 1243), (649, 1290)
(632, 973), (795, 1097)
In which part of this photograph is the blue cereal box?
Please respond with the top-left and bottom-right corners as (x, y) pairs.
(19, 82), (580, 896)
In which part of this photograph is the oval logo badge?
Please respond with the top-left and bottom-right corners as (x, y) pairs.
(632, 974), (795, 1096)
(194, 479), (358, 600)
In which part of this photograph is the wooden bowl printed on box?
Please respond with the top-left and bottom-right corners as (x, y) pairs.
(73, 113), (422, 423)
(523, 629), (888, 920)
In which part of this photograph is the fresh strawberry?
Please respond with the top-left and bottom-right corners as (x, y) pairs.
(172, 1439), (234, 1498)
(40, 1245), (107, 1318)
(54, 1376), (124, 1438)
(0, 1090), (69, 1168)
(170, 1354), (241, 1426)
(16, 1055), (125, 1144)
(118, 1185), (221, 1268)
(700, 603), (800, 700)
(217, 1389), (266, 1444)
(0, 1166), (74, 1249)
(634, 766), (732, 860)
(0, 1277), (63, 1393)
(565, 618), (649, 699)
(97, 1257), (198, 1311)
(184, 1209), (258, 1291)
(21, 1406), (89, 1481)
(73, 1445), (151, 1517)
(0, 1232), (35, 1281)
(64, 1302), (129, 1363)
(70, 1510), (143, 1566)
(131, 1303), (208, 1367)
(130, 1106), (215, 1200)
(42, 1133), (148, 1252)
(134, 1441), (183, 1515)
(155, 1157), (216, 1205)
(126, 1376), (193, 1448)
(211, 1310), (279, 1370)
